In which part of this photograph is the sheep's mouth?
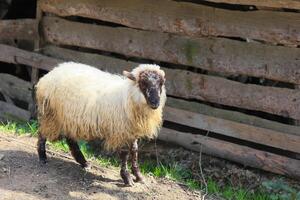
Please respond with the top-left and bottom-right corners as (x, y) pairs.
(147, 96), (160, 109)
(149, 102), (160, 109)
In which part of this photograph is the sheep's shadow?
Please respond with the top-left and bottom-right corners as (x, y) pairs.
(0, 150), (146, 200)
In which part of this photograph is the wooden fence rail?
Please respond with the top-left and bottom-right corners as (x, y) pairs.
(42, 17), (300, 85)
(41, 45), (300, 155)
(40, 18), (300, 119)
(0, 19), (38, 40)
(42, 45), (300, 131)
(164, 107), (300, 153)
(0, 101), (30, 122)
(40, 0), (300, 46)
(2, 43), (299, 143)
(159, 128), (300, 179)
(0, 73), (33, 105)
(0, 44), (61, 70)
(0, 43), (300, 178)
(166, 97), (300, 137)
(1, 0), (300, 180)
(203, 0), (300, 10)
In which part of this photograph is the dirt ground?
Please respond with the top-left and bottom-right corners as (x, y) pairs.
(0, 133), (202, 200)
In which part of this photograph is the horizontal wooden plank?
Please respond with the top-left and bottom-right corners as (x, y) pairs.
(0, 44), (61, 71)
(167, 97), (300, 137)
(203, 0), (300, 10)
(0, 73), (32, 105)
(42, 17), (300, 85)
(0, 19), (38, 40)
(42, 45), (136, 72)
(36, 44), (300, 135)
(159, 128), (300, 179)
(42, 45), (300, 120)
(166, 69), (300, 120)
(40, 0), (300, 46)
(164, 106), (300, 153)
(0, 101), (30, 122)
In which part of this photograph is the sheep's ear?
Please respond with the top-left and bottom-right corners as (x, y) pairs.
(123, 71), (136, 81)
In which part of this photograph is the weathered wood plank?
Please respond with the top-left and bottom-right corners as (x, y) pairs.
(42, 17), (300, 85)
(42, 45), (136, 72)
(0, 19), (38, 40)
(164, 106), (300, 153)
(0, 44), (61, 71)
(166, 69), (300, 120)
(40, 0), (300, 46)
(159, 128), (300, 179)
(167, 97), (300, 137)
(29, 0), (43, 119)
(0, 73), (32, 105)
(203, 0), (300, 10)
(42, 45), (300, 120)
(0, 101), (31, 122)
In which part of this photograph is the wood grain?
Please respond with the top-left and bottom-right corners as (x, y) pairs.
(0, 73), (33, 105)
(41, 45), (300, 120)
(203, 0), (300, 10)
(42, 17), (300, 85)
(0, 44), (61, 71)
(167, 97), (300, 137)
(159, 128), (300, 179)
(164, 106), (300, 153)
(40, 0), (300, 45)
(0, 101), (30, 122)
(0, 19), (38, 40)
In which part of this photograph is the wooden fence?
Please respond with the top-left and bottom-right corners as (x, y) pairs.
(0, 0), (300, 179)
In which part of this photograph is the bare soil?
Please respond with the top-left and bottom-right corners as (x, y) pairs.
(0, 133), (201, 200)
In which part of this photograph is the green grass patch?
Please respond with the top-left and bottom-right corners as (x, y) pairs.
(0, 120), (38, 136)
(0, 120), (298, 200)
(48, 139), (70, 153)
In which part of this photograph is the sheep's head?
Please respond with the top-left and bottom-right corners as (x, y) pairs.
(123, 64), (166, 109)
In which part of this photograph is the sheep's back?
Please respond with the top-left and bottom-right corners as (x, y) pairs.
(36, 63), (132, 142)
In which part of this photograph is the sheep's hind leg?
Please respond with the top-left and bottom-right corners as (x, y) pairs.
(120, 150), (134, 186)
(37, 133), (47, 164)
(65, 137), (88, 168)
(130, 139), (144, 183)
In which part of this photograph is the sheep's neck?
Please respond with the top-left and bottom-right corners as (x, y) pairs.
(129, 100), (163, 138)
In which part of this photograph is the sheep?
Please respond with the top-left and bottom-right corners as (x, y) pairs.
(35, 62), (166, 186)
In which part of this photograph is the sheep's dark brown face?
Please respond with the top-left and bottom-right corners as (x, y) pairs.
(138, 70), (165, 109)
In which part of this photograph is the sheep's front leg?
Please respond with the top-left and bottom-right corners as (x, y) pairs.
(37, 133), (47, 164)
(66, 137), (88, 168)
(130, 139), (144, 183)
(119, 150), (134, 186)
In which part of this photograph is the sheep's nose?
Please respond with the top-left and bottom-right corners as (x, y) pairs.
(148, 88), (160, 109)
(150, 102), (160, 109)
(149, 97), (160, 109)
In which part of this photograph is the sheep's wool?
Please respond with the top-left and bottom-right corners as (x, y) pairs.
(36, 62), (166, 150)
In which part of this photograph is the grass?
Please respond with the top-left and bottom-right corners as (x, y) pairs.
(0, 120), (297, 200)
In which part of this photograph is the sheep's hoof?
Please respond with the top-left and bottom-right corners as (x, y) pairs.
(124, 179), (134, 187)
(124, 181), (134, 187)
(82, 162), (92, 170)
(39, 159), (47, 165)
(121, 170), (134, 186)
(132, 169), (144, 183)
(123, 176), (134, 186)
(134, 177), (145, 184)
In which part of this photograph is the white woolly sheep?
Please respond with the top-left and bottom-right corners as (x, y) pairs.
(35, 62), (166, 186)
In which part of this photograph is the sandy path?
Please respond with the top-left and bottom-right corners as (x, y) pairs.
(0, 133), (201, 200)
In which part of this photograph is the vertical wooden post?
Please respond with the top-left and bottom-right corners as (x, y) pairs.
(29, 0), (42, 119)
(294, 85), (300, 160)
(295, 85), (300, 126)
